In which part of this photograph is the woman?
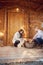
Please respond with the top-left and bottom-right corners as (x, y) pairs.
(12, 29), (25, 47)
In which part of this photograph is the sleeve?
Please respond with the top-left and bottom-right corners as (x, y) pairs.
(33, 32), (38, 40)
(12, 32), (20, 43)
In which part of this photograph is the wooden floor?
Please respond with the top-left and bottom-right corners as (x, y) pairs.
(0, 46), (43, 63)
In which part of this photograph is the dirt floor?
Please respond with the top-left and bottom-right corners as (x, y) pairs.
(0, 46), (43, 63)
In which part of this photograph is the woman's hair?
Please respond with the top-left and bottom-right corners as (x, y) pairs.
(19, 29), (24, 33)
(18, 29), (24, 38)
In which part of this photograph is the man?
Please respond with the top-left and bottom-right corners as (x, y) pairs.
(31, 27), (43, 47)
(12, 29), (25, 47)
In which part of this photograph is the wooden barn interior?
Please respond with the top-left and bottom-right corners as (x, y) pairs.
(0, 0), (43, 46)
(0, 0), (43, 63)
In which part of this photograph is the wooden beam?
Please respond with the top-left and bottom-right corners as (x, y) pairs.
(31, 0), (43, 5)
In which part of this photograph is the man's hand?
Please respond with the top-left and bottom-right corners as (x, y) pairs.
(29, 39), (33, 43)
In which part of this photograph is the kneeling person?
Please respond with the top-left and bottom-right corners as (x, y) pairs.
(31, 27), (43, 47)
(12, 29), (25, 47)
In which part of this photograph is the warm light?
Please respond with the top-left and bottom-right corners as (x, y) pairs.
(20, 26), (26, 37)
(20, 25), (25, 30)
(16, 8), (19, 12)
(0, 32), (4, 37)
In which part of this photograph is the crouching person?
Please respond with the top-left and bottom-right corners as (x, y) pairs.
(12, 29), (25, 48)
(31, 27), (43, 48)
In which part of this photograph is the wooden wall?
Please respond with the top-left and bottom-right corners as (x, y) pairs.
(0, 9), (6, 46)
(7, 9), (29, 45)
(30, 10), (43, 38)
(0, 7), (43, 46)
